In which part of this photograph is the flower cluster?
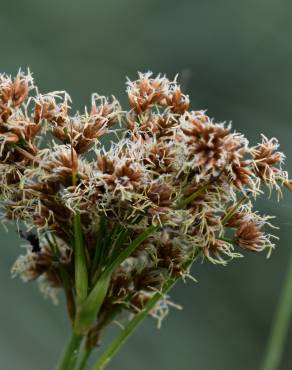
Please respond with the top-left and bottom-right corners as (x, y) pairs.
(1, 70), (289, 346)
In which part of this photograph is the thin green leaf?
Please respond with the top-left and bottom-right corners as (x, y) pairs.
(74, 224), (158, 335)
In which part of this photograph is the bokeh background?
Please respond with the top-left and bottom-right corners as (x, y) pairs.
(1, 1), (292, 369)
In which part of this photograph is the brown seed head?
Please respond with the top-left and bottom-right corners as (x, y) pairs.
(127, 72), (169, 113)
(253, 137), (285, 183)
(166, 87), (190, 114)
(235, 221), (265, 251)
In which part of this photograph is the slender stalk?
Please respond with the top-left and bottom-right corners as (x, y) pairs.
(90, 217), (106, 284)
(221, 194), (249, 225)
(175, 183), (210, 209)
(260, 252), (292, 370)
(91, 279), (177, 370)
(45, 234), (76, 321)
(90, 257), (197, 370)
(75, 225), (158, 334)
(105, 225), (158, 275)
(75, 305), (125, 370)
(74, 212), (88, 305)
(71, 147), (88, 306)
(56, 332), (83, 370)
(77, 346), (92, 370)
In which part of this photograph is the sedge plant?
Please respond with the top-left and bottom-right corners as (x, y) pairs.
(0, 70), (290, 370)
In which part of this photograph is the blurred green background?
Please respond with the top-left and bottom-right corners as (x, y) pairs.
(1, 0), (292, 369)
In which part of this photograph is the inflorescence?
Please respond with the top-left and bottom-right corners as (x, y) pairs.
(0, 70), (289, 345)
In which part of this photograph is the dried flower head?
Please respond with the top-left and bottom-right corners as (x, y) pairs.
(1, 70), (290, 357)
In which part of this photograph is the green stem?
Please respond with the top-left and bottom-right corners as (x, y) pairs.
(90, 279), (177, 370)
(260, 252), (292, 370)
(90, 256), (198, 370)
(55, 332), (83, 370)
(74, 212), (88, 305)
(90, 217), (106, 284)
(105, 225), (158, 275)
(175, 183), (210, 209)
(77, 346), (92, 370)
(75, 225), (158, 335)
(45, 234), (76, 322)
(76, 305), (125, 370)
(221, 194), (248, 225)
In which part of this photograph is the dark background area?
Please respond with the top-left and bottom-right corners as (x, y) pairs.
(0, 1), (292, 369)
